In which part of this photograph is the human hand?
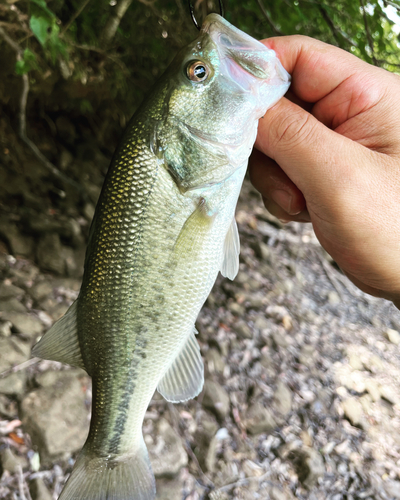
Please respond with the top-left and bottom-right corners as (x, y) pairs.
(249, 36), (400, 306)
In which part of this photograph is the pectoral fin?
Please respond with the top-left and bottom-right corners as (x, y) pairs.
(32, 300), (86, 371)
(157, 327), (204, 403)
(173, 198), (215, 260)
(220, 217), (240, 280)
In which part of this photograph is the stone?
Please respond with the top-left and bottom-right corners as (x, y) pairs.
(235, 272), (249, 285)
(274, 381), (292, 416)
(0, 337), (31, 395)
(341, 397), (363, 426)
(0, 447), (28, 473)
(61, 246), (84, 278)
(0, 282), (24, 300)
(0, 223), (34, 257)
(155, 477), (184, 500)
(299, 344), (315, 366)
(328, 291), (341, 305)
(1, 311), (43, 340)
(30, 281), (53, 302)
(348, 354), (363, 371)
(252, 241), (272, 261)
(205, 349), (225, 374)
(0, 394), (16, 418)
(58, 149), (74, 170)
(83, 202), (95, 221)
(245, 402), (277, 435)
(365, 379), (380, 402)
(20, 370), (90, 463)
(205, 434), (218, 473)
(266, 305), (289, 321)
(194, 411), (218, 446)
(282, 315), (292, 330)
(368, 355), (384, 371)
(0, 298), (27, 313)
(148, 419), (188, 478)
(202, 380), (230, 419)
(260, 349), (273, 368)
(379, 385), (400, 405)
(290, 446), (325, 489)
(269, 486), (296, 500)
(254, 315), (270, 331)
(384, 328), (400, 345)
(245, 293), (265, 309)
(271, 328), (290, 348)
(242, 459), (264, 477)
(0, 320), (12, 337)
(247, 278), (262, 291)
(36, 233), (65, 274)
(29, 477), (53, 500)
(228, 302), (245, 316)
(233, 320), (252, 339)
(383, 480), (400, 499)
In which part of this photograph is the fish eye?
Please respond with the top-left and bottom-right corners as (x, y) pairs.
(186, 61), (209, 82)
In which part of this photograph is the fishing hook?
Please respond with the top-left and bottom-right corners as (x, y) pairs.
(189, 0), (224, 30)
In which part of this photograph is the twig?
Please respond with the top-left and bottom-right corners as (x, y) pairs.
(100, 0), (133, 47)
(167, 403), (215, 490)
(70, 42), (130, 74)
(214, 472), (274, 494)
(255, 0), (283, 35)
(0, 27), (88, 199)
(383, 0), (400, 13)
(0, 358), (40, 380)
(0, 25), (21, 52)
(16, 466), (27, 500)
(359, 0), (378, 66)
(60, 0), (92, 37)
(315, 250), (345, 299)
(318, 5), (345, 47)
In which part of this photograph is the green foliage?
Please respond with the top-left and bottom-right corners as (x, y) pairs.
(15, 49), (39, 75)
(29, 0), (67, 62)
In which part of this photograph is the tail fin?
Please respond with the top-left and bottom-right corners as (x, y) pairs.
(59, 439), (156, 500)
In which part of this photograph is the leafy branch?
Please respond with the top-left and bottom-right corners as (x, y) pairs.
(256, 0), (283, 35)
(0, 25), (86, 197)
(359, 0), (379, 65)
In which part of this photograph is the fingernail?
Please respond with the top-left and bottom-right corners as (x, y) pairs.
(271, 190), (300, 215)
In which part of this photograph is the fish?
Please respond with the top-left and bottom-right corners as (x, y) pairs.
(32, 13), (290, 500)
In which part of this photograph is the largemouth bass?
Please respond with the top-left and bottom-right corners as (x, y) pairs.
(32, 13), (290, 500)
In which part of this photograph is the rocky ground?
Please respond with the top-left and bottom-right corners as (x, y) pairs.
(1, 132), (400, 500)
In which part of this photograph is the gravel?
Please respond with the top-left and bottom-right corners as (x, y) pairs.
(1, 177), (400, 499)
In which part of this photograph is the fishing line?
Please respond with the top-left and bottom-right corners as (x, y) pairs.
(189, 0), (224, 30)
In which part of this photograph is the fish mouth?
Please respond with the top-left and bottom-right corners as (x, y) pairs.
(201, 13), (290, 94)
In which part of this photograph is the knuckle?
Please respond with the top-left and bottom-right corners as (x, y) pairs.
(272, 111), (317, 150)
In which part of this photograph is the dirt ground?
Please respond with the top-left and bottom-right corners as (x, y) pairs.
(1, 120), (400, 500)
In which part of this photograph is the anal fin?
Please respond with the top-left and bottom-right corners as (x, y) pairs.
(157, 328), (204, 403)
(32, 300), (85, 370)
(220, 217), (240, 280)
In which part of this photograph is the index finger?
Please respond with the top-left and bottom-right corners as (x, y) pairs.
(261, 35), (378, 103)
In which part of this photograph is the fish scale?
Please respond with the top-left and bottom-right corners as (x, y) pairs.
(32, 13), (290, 500)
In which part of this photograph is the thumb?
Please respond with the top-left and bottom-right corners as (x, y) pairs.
(255, 97), (374, 217)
